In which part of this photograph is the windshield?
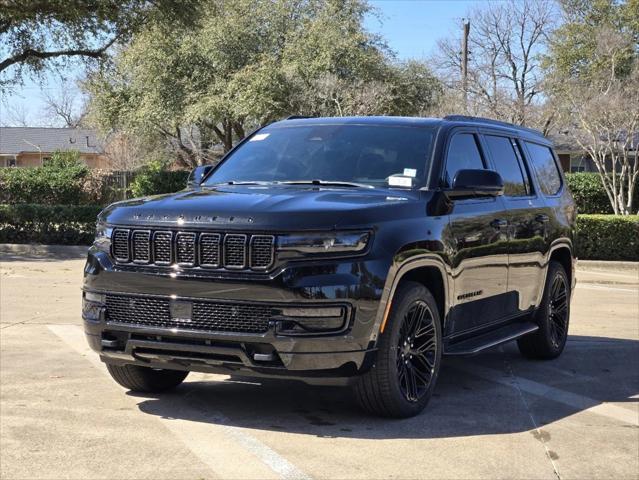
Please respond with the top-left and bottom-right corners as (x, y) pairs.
(204, 124), (435, 188)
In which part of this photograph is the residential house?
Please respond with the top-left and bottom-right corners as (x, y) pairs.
(0, 127), (108, 168)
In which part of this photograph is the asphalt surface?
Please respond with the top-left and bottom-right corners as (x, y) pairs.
(1, 247), (637, 480)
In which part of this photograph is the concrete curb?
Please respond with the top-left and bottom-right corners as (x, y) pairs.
(0, 243), (88, 260)
(577, 259), (639, 272)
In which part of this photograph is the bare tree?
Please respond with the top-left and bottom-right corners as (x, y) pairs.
(41, 85), (87, 128)
(102, 131), (146, 171)
(432, 0), (556, 132)
(0, 99), (31, 126)
(561, 31), (639, 215)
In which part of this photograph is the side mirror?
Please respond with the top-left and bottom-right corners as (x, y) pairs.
(187, 165), (214, 187)
(446, 169), (504, 199)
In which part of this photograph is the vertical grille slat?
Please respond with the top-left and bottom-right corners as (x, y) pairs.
(131, 230), (151, 263)
(199, 233), (221, 267)
(112, 229), (130, 262)
(176, 232), (196, 266)
(153, 231), (172, 264)
(250, 235), (274, 270)
(113, 229), (273, 271)
(224, 234), (247, 269)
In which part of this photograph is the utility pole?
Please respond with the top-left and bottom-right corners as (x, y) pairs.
(461, 19), (470, 114)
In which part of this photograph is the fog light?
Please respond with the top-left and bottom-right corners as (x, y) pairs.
(275, 306), (347, 335)
(84, 291), (105, 304)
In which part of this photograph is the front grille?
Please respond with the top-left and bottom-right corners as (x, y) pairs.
(111, 228), (274, 271)
(105, 294), (271, 333)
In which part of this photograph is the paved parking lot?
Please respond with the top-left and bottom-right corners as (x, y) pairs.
(1, 246), (637, 479)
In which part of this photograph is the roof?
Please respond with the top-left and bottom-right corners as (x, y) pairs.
(271, 115), (547, 140)
(271, 116), (443, 128)
(0, 127), (104, 155)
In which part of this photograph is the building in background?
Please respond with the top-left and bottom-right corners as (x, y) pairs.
(0, 127), (107, 168)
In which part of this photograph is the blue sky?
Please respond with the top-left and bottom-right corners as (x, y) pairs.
(2, 0), (488, 126)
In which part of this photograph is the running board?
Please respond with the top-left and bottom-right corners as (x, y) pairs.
(444, 321), (539, 356)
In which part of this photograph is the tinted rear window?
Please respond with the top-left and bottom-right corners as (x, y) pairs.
(484, 135), (529, 197)
(525, 142), (562, 195)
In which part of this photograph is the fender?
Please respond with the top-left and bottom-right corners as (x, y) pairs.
(368, 251), (452, 344)
(533, 237), (575, 308)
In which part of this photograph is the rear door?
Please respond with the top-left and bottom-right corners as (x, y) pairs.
(445, 129), (511, 335)
(480, 132), (549, 314)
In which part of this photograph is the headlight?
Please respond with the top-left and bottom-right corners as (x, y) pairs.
(276, 231), (370, 256)
(94, 221), (113, 254)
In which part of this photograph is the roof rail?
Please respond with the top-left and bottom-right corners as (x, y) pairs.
(284, 115), (313, 120)
(443, 115), (544, 137)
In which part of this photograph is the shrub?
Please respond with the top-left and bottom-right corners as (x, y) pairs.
(0, 150), (90, 204)
(129, 160), (190, 198)
(575, 214), (639, 261)
(566, 172), (639, 215)
(0, 204), (102, 245)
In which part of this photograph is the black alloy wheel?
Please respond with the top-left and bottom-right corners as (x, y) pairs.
(548, 273), (569, 348)
(354, 281), (442, 418)
(518, 261), (571, 360)
(396, 300), (437, 402)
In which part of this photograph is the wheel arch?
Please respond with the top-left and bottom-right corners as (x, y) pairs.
(370, 254), (451, 344)
(533, 239), (575, 307)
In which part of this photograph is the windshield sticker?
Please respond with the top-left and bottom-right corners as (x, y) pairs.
(403, 168), (417, 178)
(249, 133), (270, 142)
(388, 175), (413, 187)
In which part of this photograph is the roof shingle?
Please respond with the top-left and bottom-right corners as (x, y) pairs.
(0, 127), (104, 155)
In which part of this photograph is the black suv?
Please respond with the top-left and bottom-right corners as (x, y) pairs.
(83, 115), (576, 417)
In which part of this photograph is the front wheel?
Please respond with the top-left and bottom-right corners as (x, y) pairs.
(106, 363), (188, 392)
(354, 281), (442, 418)
(517, 261), (571, 359)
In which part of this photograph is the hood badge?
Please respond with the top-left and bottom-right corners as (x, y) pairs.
(129, 210), (255, 225)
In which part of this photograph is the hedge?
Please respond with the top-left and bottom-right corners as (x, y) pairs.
(576, 214), (639, 261)
(130, 160), (190, 197)
(0, 204), (102, 245)
(0, 154), (191, 206)
(0, 152), (91, 205)
(565, 173), (639, 215)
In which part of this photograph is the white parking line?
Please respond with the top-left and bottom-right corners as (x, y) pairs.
(453, 363), (638, 426)
(47, 324), (311, 480)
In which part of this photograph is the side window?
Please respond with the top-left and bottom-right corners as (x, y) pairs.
(525, 142), (562, 195)
(445, 133), (484, 186)
(484, 135), (529, 197)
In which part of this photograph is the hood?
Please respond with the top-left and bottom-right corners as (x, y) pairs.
(100, 185), (430, 231)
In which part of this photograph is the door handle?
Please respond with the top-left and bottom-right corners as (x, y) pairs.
(536, 214), (550, 223)
(490, 218), (508, 229)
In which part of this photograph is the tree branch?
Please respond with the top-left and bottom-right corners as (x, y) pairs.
(0, 36), (118, 73)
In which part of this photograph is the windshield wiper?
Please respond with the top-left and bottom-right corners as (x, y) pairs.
(210, 181), (275, 186)
(278, 179), (374, 189)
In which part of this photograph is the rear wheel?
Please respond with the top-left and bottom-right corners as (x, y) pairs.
(354, 281), (442, 418)
(518, 261), (570, 359)
(106, 363), (188, 392)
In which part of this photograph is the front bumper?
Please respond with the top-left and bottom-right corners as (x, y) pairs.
(82, 248), (389, 385)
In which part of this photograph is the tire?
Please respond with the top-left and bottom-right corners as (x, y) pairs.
(517, 261), (571, 360)
(354, 281), (443, 418)
(106, 363), (188, 392)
